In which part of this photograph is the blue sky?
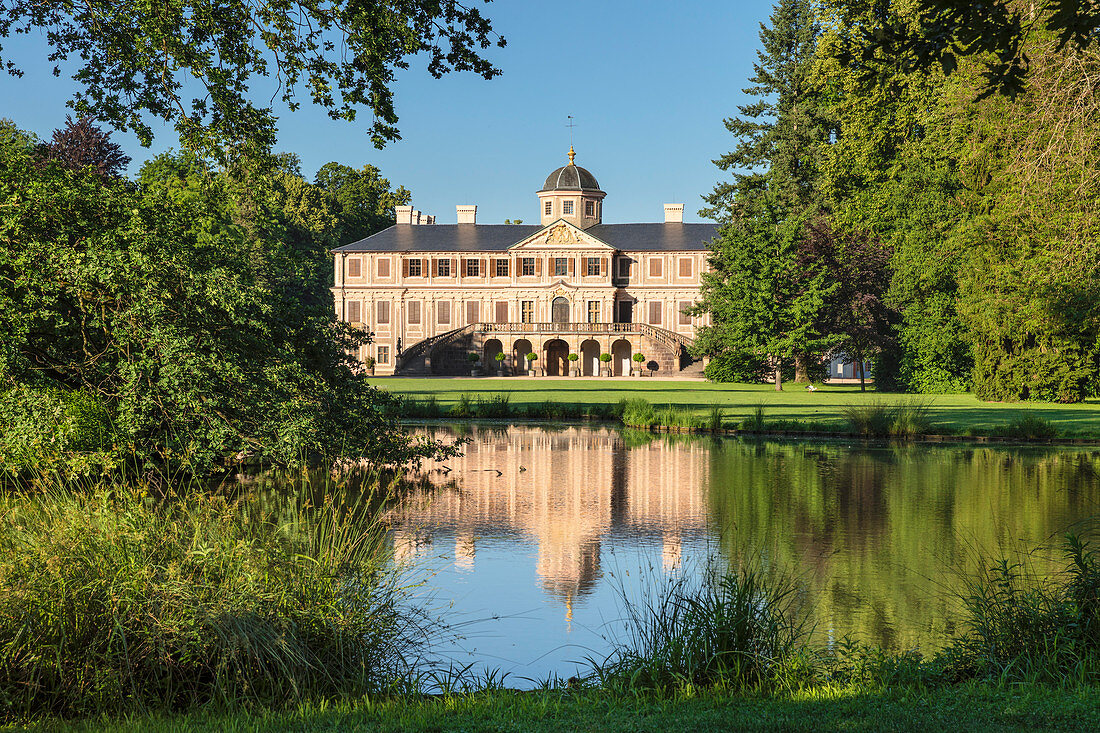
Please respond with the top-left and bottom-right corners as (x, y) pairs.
(0, 1), (772, 225)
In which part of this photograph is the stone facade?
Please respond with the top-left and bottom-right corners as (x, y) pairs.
(332, 153), (717, 377)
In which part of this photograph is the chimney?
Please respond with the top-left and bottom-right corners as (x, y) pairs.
(456, 204), (477, 225)
(663, 203), (684, 223)
(412, 209), (422, 225)
(395, 205), (413, 225)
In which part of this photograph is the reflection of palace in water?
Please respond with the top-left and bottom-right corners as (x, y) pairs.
(388, 426), (709, 607)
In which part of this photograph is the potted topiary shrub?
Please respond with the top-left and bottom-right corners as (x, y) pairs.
(467, 351), (480, 376)
(364, 355), (376, 377)
(567, 352), (579, 377)
(494, 351), (507, 376)
(525, 351), (539, 376)
(632, 352), (645, 377)
(599, 352), (612, 377)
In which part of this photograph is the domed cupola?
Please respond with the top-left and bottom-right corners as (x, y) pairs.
(537, 146), (606, 229)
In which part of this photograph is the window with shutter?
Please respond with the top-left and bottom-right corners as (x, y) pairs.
(600, 257), (608, 276)
(437, 301), (450, 325)
(436, 259), (450, 277)
(347, 258), (361, 278)
(585, 257), (600, 276)
(619, 258), (631, 278)
(649, 301), (662, 325)
(376, 301), (390, 324)
(377, 258), (391, 277)
(521, 257), (535, 276)
(679, 301), (692, 325)
(521, 301), (534, 323)
(554, 258), (568, 276)
(450, 258), (458, 276)
(465, 259), (480, 277)
(495, 259), (509, 277)
(407, 301), (421, 325)
(466, 301), (480, 324)
(495, 301), (508, 324)
(649, 258), (663, 278)
(679, 258), (692, 278)
(346, 300), (361, 322)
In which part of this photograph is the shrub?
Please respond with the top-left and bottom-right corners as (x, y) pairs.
(567, 353), (579, 362)
(467, 352), (480, 363)
(599, 353), (612, 363)
(633, 353), (645, 363)
(494, 352), (506, 363)
(525, 352), (537, 362)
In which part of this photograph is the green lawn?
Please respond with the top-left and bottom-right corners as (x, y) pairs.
(372, 377), (1100, 437)
(26, 685), (1100, 732)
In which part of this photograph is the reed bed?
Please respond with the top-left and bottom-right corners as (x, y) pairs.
(0, 472), (434, 720)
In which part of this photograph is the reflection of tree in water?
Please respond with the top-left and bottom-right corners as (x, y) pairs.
(708, 441), (1100, 652)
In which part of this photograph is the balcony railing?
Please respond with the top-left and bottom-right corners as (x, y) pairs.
(475, 322), (641, 334)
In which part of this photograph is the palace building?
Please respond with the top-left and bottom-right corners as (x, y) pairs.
(332, 147), (718, 377)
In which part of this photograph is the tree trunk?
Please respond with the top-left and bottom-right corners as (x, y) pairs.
(858, 354), (866, 392)
(794, 353), (811, 383)
(774, 363), (783, 391)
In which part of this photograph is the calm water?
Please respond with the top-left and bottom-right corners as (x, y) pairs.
(387, 424), (1100, 684)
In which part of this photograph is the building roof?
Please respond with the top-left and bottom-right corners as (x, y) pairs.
(332, 222), (719, 253)
(540, 163), (601, 193)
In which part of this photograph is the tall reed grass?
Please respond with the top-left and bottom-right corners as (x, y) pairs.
(0, 472), (433, 720)
(590, 562), (810, 692)
(842, 400), (935, 438)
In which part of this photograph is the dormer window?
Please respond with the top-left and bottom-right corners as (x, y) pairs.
(563, 200), (574, 215)
(585, 201), (595, 217)
(544, 200), (553, 216)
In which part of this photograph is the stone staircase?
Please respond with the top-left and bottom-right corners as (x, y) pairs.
(394, 325), (475, 376)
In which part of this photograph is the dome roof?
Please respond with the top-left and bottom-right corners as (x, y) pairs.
(542, 164), (600, 192)
(540, 146), (602, 192)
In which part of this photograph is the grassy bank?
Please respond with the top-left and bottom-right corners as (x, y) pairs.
(5, 471), (1100, 730)
(376, 378), (1099, 440)
(21, 684), (1100, 732)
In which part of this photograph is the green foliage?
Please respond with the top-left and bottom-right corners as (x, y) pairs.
(567, 353), (579, 362)
(943, 535), (1100, 685)
(0, 1), (505, 161)
(0, 121), (444, 474)
(314, 162), (411, 244)
(632, 353), (645, 363)
(990, 413), (1060, 441)
(467, 352), (480, 363)
(599, 353), (612, 363)
(590, 563), (810, 691)
(0, 476), (431, 719)
(842, 400), (935, 438)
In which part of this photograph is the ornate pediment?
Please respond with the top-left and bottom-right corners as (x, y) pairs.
(509, 219), (615, 252)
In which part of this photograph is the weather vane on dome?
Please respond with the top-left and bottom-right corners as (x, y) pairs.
(566, 115), (576, 165)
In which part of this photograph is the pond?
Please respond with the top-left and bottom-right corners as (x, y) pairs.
(387, 424), (1100, 685)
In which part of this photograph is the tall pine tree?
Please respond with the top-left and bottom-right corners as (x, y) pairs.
(695, 0), (834, 389)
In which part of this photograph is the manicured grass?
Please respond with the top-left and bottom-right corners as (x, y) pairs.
(24, 684), (1100, 732)
(372, 377), (1100, 438)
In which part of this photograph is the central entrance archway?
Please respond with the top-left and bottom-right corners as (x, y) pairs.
(551, 296), (569, 324)
(545, 339), (568, 376)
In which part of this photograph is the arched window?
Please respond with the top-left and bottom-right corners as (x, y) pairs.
(551, 297), (569, 324)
